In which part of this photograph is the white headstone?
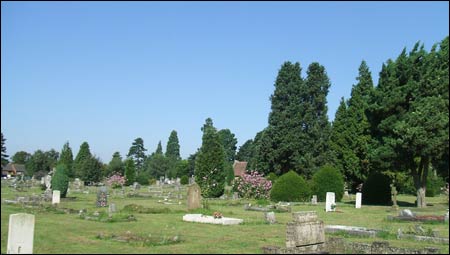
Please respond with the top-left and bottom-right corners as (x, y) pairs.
(7, 213), (35, 254)
(311, 195), (318, 205)
(325, 192), (335, 212)
(52, 190), (60, 205)
(355, 192), (362, 208)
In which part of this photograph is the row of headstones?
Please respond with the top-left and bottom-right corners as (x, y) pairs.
(321, 192), (362, 212)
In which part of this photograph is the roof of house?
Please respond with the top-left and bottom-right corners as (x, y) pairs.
(233, 160), (248, 177)
(2, 163), (26, 173)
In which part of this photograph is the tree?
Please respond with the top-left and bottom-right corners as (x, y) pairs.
(218, 129), (238, 163)
(80, 156), (103, 184)
(58, 142), (74, 178)
(12, 151), (31, 164)
(127, 138), (147, 173)
(1, 132), (9, 166)
(257, 62), (332, 177)
(73, 142), (92, 179)
(155, 141), (163, 155)
(106, 152), (124, 176)
(51, 164), (69, 198)
(236, 139), (254, 162)
(330, 61), (374, 191)
(25, 149), (58, 178)
(368, 37), (449, 207)
(124, 158), (136, 185)
(166, 130), (181, 160)
(195, 118), (227, 197)
(146, 153), (170, 178)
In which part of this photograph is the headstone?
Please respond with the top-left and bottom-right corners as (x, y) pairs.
(189, 176), (195, 185)
(156, 180), (160, 186)
(311, 195), (318, 205)
(109, 203), (116, 216)
(355, 192), (362, 209)
(445, 209), (449, 223)
(325, 192), (336, 212)
(265, 212), (277, 224)
(7, 213), (34, 254)
(285, 211), (326, 252)
(40, 177), (45, 185)
(96, 187), (108, 207)
(344, 191), (350, 199)
(391, 183), (398, 209)
(187, 183), (201, 210)
(52, 190), (60, 205)
(399, 209), (415, 218)
(132, 182), (141, 191)
(233, 192), (239, 200)
(44, 175), (52, 190)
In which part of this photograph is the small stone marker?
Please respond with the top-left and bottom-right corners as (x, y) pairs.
(187, 183), (201, 210)
(325, 192), (335, 212)
(52, 190), (60, 205)
(355, 192), (362, 209)
(265, 212), (277, 224)
(311, 195), (318, 205)
(7, 213), (35, 254)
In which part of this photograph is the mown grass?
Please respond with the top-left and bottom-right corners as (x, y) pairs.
(1, 183), (448, 254)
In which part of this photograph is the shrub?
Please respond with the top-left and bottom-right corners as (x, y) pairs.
(362, 171), (391, 205)
(51, 164), (70, 198)
(225, 163), (235, 185)
(233, 171), (272, 199)
(135, 171), (150, 185)
(311, 165), (345, 202)
(270, 171), (310, 202)
(105, 173), (126, 189)
(180, 175), (189, 185)
(266, 172), (278, 183)
(426, 171), (445, 197)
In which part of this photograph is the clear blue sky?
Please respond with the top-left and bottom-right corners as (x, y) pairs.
(1, 1), (448, 163)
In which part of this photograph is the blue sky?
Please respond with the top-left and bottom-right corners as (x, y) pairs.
(1, 1), (448, 162)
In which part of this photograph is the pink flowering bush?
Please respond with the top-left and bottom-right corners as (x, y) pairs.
(106, 173), (126, 189)
(232, 171), (272, 199)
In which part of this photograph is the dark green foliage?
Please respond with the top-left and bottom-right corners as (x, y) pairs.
(180, 175), (189, 185)
(218, 129), (238, 163)
(135, 171), (150, 185)
(195, 118), (226, 198)
(311, 165), (345, 202)
(51, 164), (69, 198)
(187, 152), (197, 177)
(58, 142), (74, 178)
(362, 171), (391, 205)
(257, 62), (332, 177)
(426, 171), (445, 197)
(265, 172), (278, 183)
(12, 151), (31, 164)
(1, 132), (8, 166)
(146, 153), (170, 178)
(236, 139), (254, 163)
(81, 156), (103, 184)
(25, 149), (59, 177)
(155, 141), (163, 155)
(107, 152), (124, 176)
(270, 171), (311, 202)
(165, 130), (181, 160)
(224, 162), (234, 185)
(124, 158), (136, 186)
(127, 138), (147, 173)
(73, 142), (92, 178)
(175, 160), (190, 178)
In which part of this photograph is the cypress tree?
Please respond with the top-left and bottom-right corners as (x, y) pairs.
(107, 152), (124, 176)
(155, 141), (163, 155)
(166, 130), (181, 160)
(73, 142), (92, 179)
(218, 129), (238, 163)
(1, 132), (9, 166)
(59, 142), (74, 178)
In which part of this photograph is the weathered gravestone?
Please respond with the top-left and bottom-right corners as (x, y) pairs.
(325, 192), (336, 212)
(187, 183), (201, 210)
(96, 187), (108, 207)
(311, 195), (318, 205)
(132, 182), (141, 191)
(391, 184), (399, 210)
(233, 192), (239, 200)
(265, 212), (277, 224)
(52, 190), (60, 205)
(355, 192), (362, 209)
(109, 203), (116, 216)
(285, 211), (326, 252)
(7, 213), (34, 254)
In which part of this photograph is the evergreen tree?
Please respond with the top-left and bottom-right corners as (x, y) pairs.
(236, 139), (254, 162)
(1, 132), (9, 166)
(124, 158), (136, 185)
(155, 141), (163, 155)
(127, 137), (147, 173)
(218, 129), (238, 163)
(80, 156), (103, 184)
(51, 164), (69, 198)
(58, 142), (74, 178)
(195, 118), (226, 197)
(166, 130), (181, 160)
(146, 153), (170, 178)
(12, 151), (31, 164)
(107, 152), (125, 176)
(73, 142), (92, 179)
(25, 150), (47, 177)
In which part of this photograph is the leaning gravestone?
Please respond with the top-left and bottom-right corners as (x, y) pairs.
(7, 213), (34, 254)
(96, 187), (108, 207)
(52, 190), (60, 205)
(355, 192), (362, 209)
(325, 192), (336, 212)
(187, 183), (201, 210)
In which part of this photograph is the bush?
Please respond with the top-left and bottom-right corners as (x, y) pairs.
(225, 163), (235, 185)
(270, 171), (310, 202)
(426, 171), (445, 197)
(233, 171), (272, 199)
(135, 171), (150, 185)
(311, 165), (344, 202)
(180, 175), (189, 185)
(266, 172), (278, 184)
(362, 171), (391, 205)
(105, 173), (126, 189)
(51, 164), (69, 198)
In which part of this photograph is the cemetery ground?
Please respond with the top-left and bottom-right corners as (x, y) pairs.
(1, 182), (448, 254)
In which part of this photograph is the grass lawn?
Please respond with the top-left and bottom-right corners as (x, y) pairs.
(1, 182), (448, 254)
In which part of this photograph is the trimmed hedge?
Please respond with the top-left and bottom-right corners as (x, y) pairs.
(51, 164), (69, 198)
(180, 175), (189, 185)
(311, 165), (345, 202)
(270, 171), (310, 202)
(266, 172), (278, 184)
(362, 171), (391, 205)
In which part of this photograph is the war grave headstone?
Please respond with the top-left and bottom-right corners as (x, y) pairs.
(355, 192), (362, 209)
(7, 213), (35, 254)
(52, 190), (60, 205)
(325, 192), (336, 212)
